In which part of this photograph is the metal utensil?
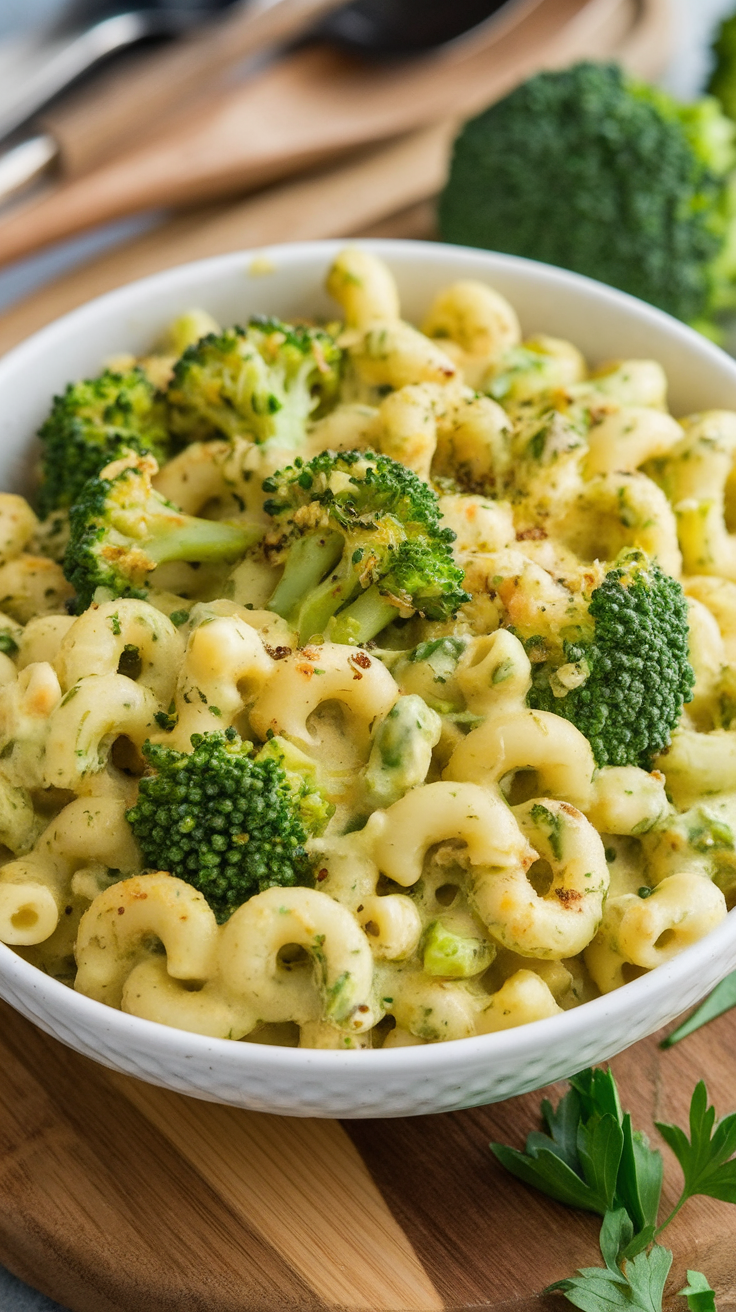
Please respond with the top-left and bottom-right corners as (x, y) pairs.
(316, 0), (514, 56)
(0, 0), (670, 270)
(0, 0), (243, 144)
(0, 0), (519, 209)
(0, 0), (343, 207)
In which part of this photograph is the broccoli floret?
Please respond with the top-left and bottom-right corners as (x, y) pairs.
(63, 452), (258, 612)
(362, 694), (442, 809)
(709, 11), (736, 123)
(262, 449), (469, 645)
(37, 368), (171, 519)
(255, 734), (335, 834)
(126, 728), (333, 922)
(439, 62), (736, 331)
(527, 550), (694, 769)
(166, 317), (342, 447)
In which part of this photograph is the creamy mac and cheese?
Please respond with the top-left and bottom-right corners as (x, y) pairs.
(0, 247), (732, 1050)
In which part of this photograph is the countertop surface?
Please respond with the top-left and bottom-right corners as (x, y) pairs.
(0, 0), (735, 1308)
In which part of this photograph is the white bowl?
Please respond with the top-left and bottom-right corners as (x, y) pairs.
(1, 239), (735, 1118)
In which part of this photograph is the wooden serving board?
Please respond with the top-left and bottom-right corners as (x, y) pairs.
(1, 995), (735, 1312)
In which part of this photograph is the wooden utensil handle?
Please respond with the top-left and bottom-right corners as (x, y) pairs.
(0, 0), (594, 267)
(0, 0), (671, 271)
(39, 0), (345, 177)
(0, 122), (453, 356)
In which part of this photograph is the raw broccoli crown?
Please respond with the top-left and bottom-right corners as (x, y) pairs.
(37, 368), (170, 518)
(63, 454), (251, 612)
(166, 317), (342, 445)
(126, 728), (330, 921)
(527, 551), (695, 768)
(263, 451), (468, 641)
(709, 12), (736, 123)
(439, 62), (736, 326)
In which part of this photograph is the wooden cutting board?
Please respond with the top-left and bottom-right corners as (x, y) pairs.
(1, 995), (736, 1312)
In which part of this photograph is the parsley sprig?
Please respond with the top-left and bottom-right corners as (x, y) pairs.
(656, 1080), (736, 1216)
(662, 970), (736, 1048)
(491, 1068), (735, 1309)
(549, 1212), (673, 1312)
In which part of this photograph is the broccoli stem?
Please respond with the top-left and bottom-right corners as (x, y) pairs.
(268, 531), (343, 620)
(294, 568), (361, 645)
(144, 516), (261, 566)
(328, 584), (399, 646)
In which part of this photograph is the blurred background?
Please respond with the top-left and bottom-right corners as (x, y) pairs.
(0, 0), (733, 346)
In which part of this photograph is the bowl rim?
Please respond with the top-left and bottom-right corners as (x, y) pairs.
(3, 236), (736, 383)
(1, 236), (735, 1075)
(3, 906), (735, 1071)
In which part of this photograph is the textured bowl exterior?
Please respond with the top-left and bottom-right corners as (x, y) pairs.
(1, 239), (736, 1117)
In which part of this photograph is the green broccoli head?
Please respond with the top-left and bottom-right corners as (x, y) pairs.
(63, 452), (258, 612)
(527, 549), (694, 769)
(439, 62), (736, 330)
(166, 317), (342, 447)
(37, 368), (171, 519)
(262, 449), (469, 645)
(709, 11), (736, 124)
(126, 728), (333, 922)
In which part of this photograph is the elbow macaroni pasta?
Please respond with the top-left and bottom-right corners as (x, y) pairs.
(1, 246), (732, 1049)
